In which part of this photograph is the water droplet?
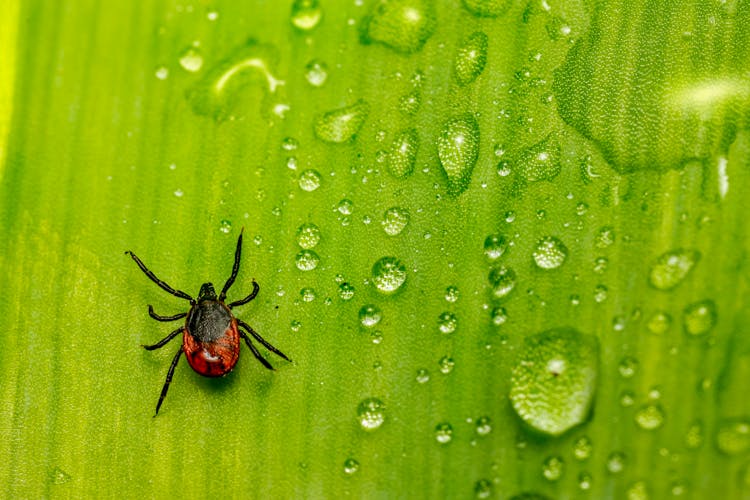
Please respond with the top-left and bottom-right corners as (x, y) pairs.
(295, 249), (320, 271)
(607, 451), (626, 474)
(297, 169), (321, 192)
(338, 282), (355, 300)
(490, 306), (508, 326)
(593, 256), (608, 274)
(683, 300), (717, 336)
(518, 134), (562, 182)
(626, 481), (649, 500)
(475, 479), (493, 498)
(488, 265), (517, 299)
(716, 419), (750, 455)
(444, 285), (460, 303)
(179, 46), (204, 73)
(337, 198), (354, 215)
(291, 0), (322, 30)
(399, 89), (422, 115)
(437, 114), (480, 196)
(578, 472), (593, 490)
(573, 436), (593, 460)
(618, 357), (638, 378)
(635, 404), (665, 430)
(207, 10), (219, 21)
(532, 236), (568, 270)
(281, 136), (299, 151)
(483, 234), (508, 260)
(360, 0), (437, 54)
(305, 59), (328, 87)
(155, 66), (169, 80)
(509, 327), (600, 436)
(596, 226), (615, 248)
(437, 312), (458, 334)
(357, 397), (386, 430)
(387, 128), (419, 178)
(296, 222), (321, 249)
(593, 284), (608, 303)
(435, 422), (454, 444)
(372, 256), (407, 294)
(300, 287), (316, 302)
(219, 220), (232, 234)
(359, 304), (382, 327)
(475, 416), (492, 436)
(291, 320), (302, 332)
(49, 466), (71, 485)
(647, 311), (672, 335)
(314, 100), (370, 143)
(416, 368), (430, 383)
(174, 188), (184, 198)
(454, 31), (488, 86)
(438, 355), (455, 374)
(542, 456), (564, 481)
(343, 457), (360, 475)
(461, 0), (511, 17)
(649, 249), (700, 290)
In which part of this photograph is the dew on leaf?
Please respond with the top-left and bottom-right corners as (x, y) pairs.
(437, 311), (458, 334)
(305, 59), (328, 87)
(454, 31), (488, 86)
(359, 304), (382, 327)
(435, 422), (454, 444)
(533, 236), (568, 269)
(338, 282), (355, 300)
(518, 133), (562, 182)
(49, 466), (72, 485)
(439, 355), (455, 374)
(416, 368), (430, 383)
(573, 435), (593, 460)
(399, 89), (422, 115)
(290, 0), (322, 31)
(387, 128), (419, 178)
(444, 285), (460, 303)
(360, 0), (437, 54)
(596, 226), (616, 248)
(372, 256), (407, 294)
(647, 311), (672, 335)
(648, 249), (700, 290)
(685, 420), (704, 449)
(607, 451), (626, 474)
(178, 46), (204, 73)
(357, 397), (386, 430)
(626, 481), (649, 500)
(437, 114), (480, 196)
(635, 404), (665, 430)
(683, 300), (717, 336)
(296, 222), (321, 249)
(542, 456), (564, 481)
(343, 457), (360, 475)
(578, 472), (593, 490)
(489, 265), (516, 299)
(475, 416), (492, 436)
(314, 100), (370, 143)
(298, 169), (322, 192)
(484, 233), (508, 261)
(490, 306), (508, 326)
(716, 418), (750, 455)
(382, 207), (410, 236)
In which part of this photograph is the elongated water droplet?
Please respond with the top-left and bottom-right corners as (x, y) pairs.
(649, 249), (700, 290)
(489, 265), (516, 299)
(716, 418), (750, 455)
(683, 299), (717, 336)
(387, 128), (419, 178)
(372, 256), (407, 294)
(314, 100), (370, 143)
(454, 31), (488, 86)
(533, 236), (568, 269)
(510, 327), (600, 436)
(438, 115), (480, 196)
(484, 234), (508, 260)
(360, 0), (437, 54)
(518, 133), (562, 182)
(462, 0), (511, 17)
(357, 397), (386, 430)
(291, 0), (322, 31)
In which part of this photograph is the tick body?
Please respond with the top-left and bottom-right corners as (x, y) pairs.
(126, 229), (290, 416)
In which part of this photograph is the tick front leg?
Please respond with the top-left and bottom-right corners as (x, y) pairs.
(228, 281), (260, 309)
(154, 346), (183, 417)
(237, 319), (291, 362)
(220, 228), (244, 302)
(148, 305), (187, 322)
(125, 251), (195, 303)
(142, 327), (183, 350)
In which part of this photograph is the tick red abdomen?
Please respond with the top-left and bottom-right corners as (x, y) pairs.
(183, 318), (241, 377)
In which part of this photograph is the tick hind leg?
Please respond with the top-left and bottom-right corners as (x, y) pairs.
(237, 319), (291, 362)
(220, 228), (244, 302)
(125, 251), (194, 303)
(154, 346), (184, 417)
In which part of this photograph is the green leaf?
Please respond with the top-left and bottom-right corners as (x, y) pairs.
(2, 0), (749, 498)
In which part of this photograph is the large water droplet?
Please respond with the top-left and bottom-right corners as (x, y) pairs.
(290, 0), (322, 31)
(381, 207), (410, 236)
(648, 249), (700, 290)
(360, 0), (437, 54)
(357, 397), (386, 430)
(298, 169), (322, 192)
(634, 404), (665, 430)
(533, 236), (568, 270)
(295, 249), (320, 271)
(387, 128), (419, 178)
(483, 234), (508, 261)
(454, 31), (488, 86)
(359, 304), (382, 327)
(438, 115), (480, 196)
(489, 265), (517, 299)
(716, 418), (750, 455)
(372, 256), (407, 294)
(518, 133), (562, 182)
(461, 0), (511, 17)
(314, 100), (370, 143)
(509, 327), (600, 436)
(296, 222), (321, 249)
(683, 299), (717, 336)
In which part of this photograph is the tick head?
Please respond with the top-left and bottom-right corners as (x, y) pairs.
(198, 282), (217, 302)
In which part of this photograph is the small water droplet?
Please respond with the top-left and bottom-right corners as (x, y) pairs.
(444, 285), (460, 303)
(454, 31), (488, 86)
(300, 287), (316, 302)
(578, 472), (593, 490)
(474, 478), (493, 498)
(296, 222), (321, 249)
(399, 89), (422, 115)
(542, 456), (564, 481)
(281, 136), (299, 151)
(291, 0), (322, 31)
(593, 284), (608, 303)
(435, 422), (454, 444)
(155, 66), (169, 80)
(50, 466), (72, 485)
(683, 300), (717, 336)
(483, 234), (508, 260)
(475, 416), (492, 436)
(573, 436), (593, 460)
(372, 256), (407, 294)
(387, 128), (419, 178)
(337, 198), (354, 215)
(716, 419), (750, 455)
(437, 312), (458, 334)
(178, 46), (204, 73)
(295, 249), (320, 271)
(618, 357), (638, 378)
(381, 207), (410, 236)
(532, 236), (568, 270)
(518, 134), (562, 182)
(305, 59), (328, 87)
(291, 320), (302, 332)
(438, 355), (455, 374)
(298, 169), (322, 192)
(647, 311), (672, 335)
(626, 481), (649, 500)
(360, 0), (437, 54)
(343, 457), (360, 475)
(359, 304), (382, 327)
(438, 114), (480, 196)
(489, 265), (516, 299)
(649, 249), (700, 290)
(314, 100), (370, 143)
(635, 404), (665, 430)
(357, 397), (386, 430)
(596, 226), (616, 248)
(219, 220), (232, 233)
(338, 282), (355, 300)
(607, 451), (626, 474)
(416, 368), (430, 383)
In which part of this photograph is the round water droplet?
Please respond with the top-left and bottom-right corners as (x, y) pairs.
(489, 265), (516, 299)
(435, 422), (454, 444)
(685, 420), (704, 449)
(219, 220), (232, 234)
(635, 404), (665, 430)
(387, 128), (419, 178)
(649, 249), (700, 290)
(372, 256), (407, 294)
(461, 0), (511, 17)
(291, 320), (302, 332)
(382, 207), (410, 236)
(578, 472), (593, 490)
(607, 451), (626, 474)
(295, 249), (320, 271)
(360, 0), (437, 54)
(490, 306), (508, 326)
(509, 327), (600, 436)
(444, 285), (460, 303)
(305, 59), (328, 87)
(618, 357), (638, 378)
(475, 416), (492, 436)
(179, 46), (204, 73)
(314, 100), (370, 143)
(300, 287), (316, 302)
(281, 136), (299, 151)
(50, 466), (72, 485)
(438, 114), (480, 196)
(596, 226), (615, 248)
(337, 198), (354, 215)
(683, 300), (717, 336)
(716, 419), (750, 455)
(572, 435), (593, 460)
(647, 311), (672, 335)
(290, 0), (322, 31)
(593, 284), (608, 303)
(298, 169), (322, 192)
(343, 457), (360, 475)
(593, 256), (608, 274)
(359, 304), (382, 327)
(437, 312), (458, 334)
(416, 368), (430, 383)
(626, 481), (649, 500)
(475, 479), (493, 499)
(155, 66), (169, 80)
(357, 397), (386, 430)
(399, 89), (422, 115)
(533, 236), (568, 270)
(484, 234), (508, 260)
(296, 222), (321, 249)
(542, 456), (564, 481)
(438, 355), (455, 374)
(338, 282), (355, 300)
(454, 31), (488, 86)
(518, 134), (562, 182)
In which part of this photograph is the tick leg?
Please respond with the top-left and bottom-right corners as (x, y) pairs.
(219, 228), (244, 302)
(227, 281), (259, 309)
(148, 305), (187, 322)
(240, 332), (274, 371)
(125, 251), (195, 303)
(154, 346), (183, 417)
(237, 319), (291, 362)
(142, 327), (183, 350)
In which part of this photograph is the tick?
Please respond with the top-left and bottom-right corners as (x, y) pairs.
(126, 229), (290, 416)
